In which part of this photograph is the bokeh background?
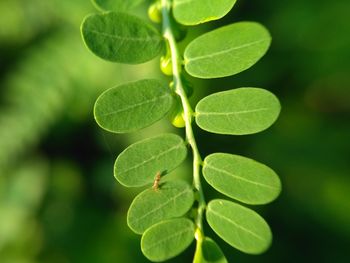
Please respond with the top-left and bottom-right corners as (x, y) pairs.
(0, 0), (349, 262)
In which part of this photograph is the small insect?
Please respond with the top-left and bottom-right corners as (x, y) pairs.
(152, 171), (162, 190)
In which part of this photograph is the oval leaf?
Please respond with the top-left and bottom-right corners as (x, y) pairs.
(127, 180), (194, 234)
(93, 0), (144, 12)
(141, 218), (195, 262)
(203, 153), (281, 204)
(173, 0), (237, 25)
(195, 88), (280, 135)
(193, 237), (227, 263)
(184, 22), (271, 78)
(206, 199), (272, 255)
(114, 133), (187, 187)
(94, 79), (173, 133)
(81, 12), (163, 63)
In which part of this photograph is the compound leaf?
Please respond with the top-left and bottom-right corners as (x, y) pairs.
(203, 153), (281, 204)
(173, 0), (237, 25)
(193, 237), (227, 263)
(184, 22), (271, 78)
(81, 12), (163, 63)
(195, 88), (280, 135)
(94, 79), (173, 133)
(127, 180), (194, 234)
(92, 0), (144, 12)
(206, 199), (272, 255)
(114, 133), (187, 187)
(141, 218), (195, 262)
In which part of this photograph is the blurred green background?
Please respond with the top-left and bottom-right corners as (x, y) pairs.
(0, 0), (349, 262)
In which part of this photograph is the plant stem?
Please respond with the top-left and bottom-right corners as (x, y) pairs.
(161, 0), (206, 243)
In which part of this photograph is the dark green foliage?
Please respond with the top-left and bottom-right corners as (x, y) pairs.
(184, 22), (271, 78)
(82, 12), (164, 63)
(94, 80), (173, 133)
(141, 218), (195, 261)
(2, 0), (350, 262)
(114, 134), (188, 187)
(203, 153), (281, 204)
(195, 88), (280, 135)
(81, 0), (281, 262)
(127, 180), (194, 234)
(173, 0), (237, 25)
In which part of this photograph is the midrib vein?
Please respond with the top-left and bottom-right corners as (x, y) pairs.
(198, 107), (269, 116)
(205, 164), (277, 189)
(87, 29), (160, 43)
(187, 39), (268, 63)
(130, 189), (191, 224)
(119, 143), (183, 174)
(143, 227), (193, 251)
(210, 209), (265, 241)
(100, 94), (170, 117)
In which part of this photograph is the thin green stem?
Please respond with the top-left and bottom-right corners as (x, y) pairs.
(161, 0), (206, 243)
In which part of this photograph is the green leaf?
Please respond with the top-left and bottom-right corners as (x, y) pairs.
(127, 180), (194, 234)
(81, 12), (163, 64)
(184, 22), (271, 78)
(193, 237), (227, 263)
(141, 218), (195, 262)
(206, 199), (272, 255)
(173, 0), (237, 25)
(195, 88), (280, 135)
(203, 153), (281, 204)
(92, 0), (144, 12)
(94, 79), (173, 133)
(114, 133), (187, 187)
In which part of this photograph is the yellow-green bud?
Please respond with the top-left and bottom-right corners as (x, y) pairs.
(148, 3), (162, 23)
(171, 111), (186, 128)
(160, 56), (173, 76)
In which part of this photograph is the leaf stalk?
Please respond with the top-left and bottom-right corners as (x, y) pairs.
(161, 0), (206, 244)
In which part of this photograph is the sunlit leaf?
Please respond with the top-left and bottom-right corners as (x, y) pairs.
(184, 22), (271, 78)
(141, 218), (195, 261)
(81, 12), (163, 63)
(206, 199), (272, 255)
(195, 88), (280, 135)
(92, 0), (144, 12)
(193, 237), (227, 263)
(94, 79), (173, 133)
(127, 180), (194, 234)
(173, 0), (236, 25)
(114, 133), (187, 187)
(203, 153), (281, 204)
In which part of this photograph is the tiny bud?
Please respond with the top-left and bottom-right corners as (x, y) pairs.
(148, 2), (162, 23)
(160, 56), (173, 76)
(171, 111), (186, 128)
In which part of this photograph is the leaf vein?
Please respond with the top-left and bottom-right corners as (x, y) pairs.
(198, 107), (269, 117)
(209, 209), (265, 241)
(187, 39), (268, 63)
(86, 29), (161, 43)
(143, 227), (193, 252)
(100, 94), (170, 117)
(119, 143), (184, 174)
(205, 163), (278, 190)
(130, 188), (191, 225)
